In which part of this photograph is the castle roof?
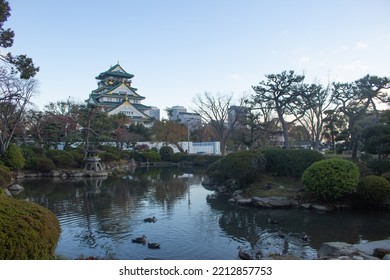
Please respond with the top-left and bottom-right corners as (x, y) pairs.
(95, 63), (134, 80)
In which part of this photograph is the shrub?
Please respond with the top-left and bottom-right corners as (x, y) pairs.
(0, 196), (61, 259)
(142, 151), (161, 162)
(355, 175), (390, 207)
(301, 158), (360, 201)
(179, 154), (221, 165)
(206, 150), (265, 187)
(2, 143), (25, 171)
(193, 155), (209, 166)
(46, 150), (77, 168)
(159, 146), (174, 161)
(170, 152), (185, 163)
(99, 151), (120, 162)
(264, 149), (324, 177)
(67, 149), (85, 167)
(367, 159), (390, 175)
(0, 165), (12, 188)
(25, 157), (55, 173)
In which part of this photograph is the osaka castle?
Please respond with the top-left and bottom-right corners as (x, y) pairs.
(85, 63), (160, 125)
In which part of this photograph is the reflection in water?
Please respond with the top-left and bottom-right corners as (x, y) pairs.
(15, 167), (390, 260)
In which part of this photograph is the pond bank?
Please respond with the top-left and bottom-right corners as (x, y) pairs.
(204, 176), (390, 260)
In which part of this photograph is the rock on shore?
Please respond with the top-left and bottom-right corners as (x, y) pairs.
(318, 240), (390, 260)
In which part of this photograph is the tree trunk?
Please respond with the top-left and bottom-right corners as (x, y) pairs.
(279, 117), (290, 149)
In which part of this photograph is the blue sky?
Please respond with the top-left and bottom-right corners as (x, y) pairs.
(6, 0), (390, 118)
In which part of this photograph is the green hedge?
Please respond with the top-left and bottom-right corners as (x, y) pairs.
(263, 148), (324, 177)
(206, 150), (265, 187)
(355, 175), (390, 208)
(301, 158), (360, 201)
(367, 159), (390, 175)
(141, 151), (161, 162)
(25, 157), (56, 173)
(46, 150), (77, 168)
(0, 196), (61, 259)
(99, 151), (120, 162)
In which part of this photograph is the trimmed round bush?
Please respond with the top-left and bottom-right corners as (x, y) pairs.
(301, 158), (360, 201)
(159, 146), (174, 161)
(0, 196), (61, 259)
(356, 175), (390, 207)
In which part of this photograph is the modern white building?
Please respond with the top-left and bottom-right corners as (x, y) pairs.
(136, 141), (221, 155)
(166, 105), (202, 130)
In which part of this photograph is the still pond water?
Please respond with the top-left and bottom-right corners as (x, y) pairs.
(16, 166), (390, 260)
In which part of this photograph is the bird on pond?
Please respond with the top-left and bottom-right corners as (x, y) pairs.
(267, 217), (279, 224)
(144, 216), (157, 223)
(237, 246), (252, 260)
(132, 235), (147, 244)
(148, 243), (161, 249)
(278, 230), (285, 238)
(301, 232), (308, 242)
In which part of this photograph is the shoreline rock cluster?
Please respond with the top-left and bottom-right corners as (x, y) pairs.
(318, 240), (390, 260)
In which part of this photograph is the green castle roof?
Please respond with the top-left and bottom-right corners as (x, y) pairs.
(96, 63), (134, 80)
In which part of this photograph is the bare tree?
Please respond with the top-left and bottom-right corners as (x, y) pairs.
(0, 68), (38, 155)
(193, 92), (245, 155)
(152, 120), (187, 152)
(234, 98), (276, 149)
(290, 83), (334, 150)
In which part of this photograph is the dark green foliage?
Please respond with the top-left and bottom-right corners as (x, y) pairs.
(97, 145), (121, 159)
(25, 157), (55, 173)
(362, 124), (390, 158)
(192, 155), (209, 166)
(355, 175), (390, 208)
(263, 149), (324, 177)
(0, 0), (39, 79)
(99, 151), (120, 162)
(159, 146), (174, 161)
(170, 152), (185, 163)
(66, 149), (85, 167)
(46, 150), (77, 168)
(141, 151), (161, 162)
(301, 158), (360, 201)
(2, 143), (25, 171)
(0, 196), (60, 259)
(0, 165), (12, 188)
(180, 154), (221, 165)
(206, 150), (266, 187)
(367, 159), (390, 175)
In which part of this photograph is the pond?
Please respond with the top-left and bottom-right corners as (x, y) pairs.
(15, 166), (390, 260)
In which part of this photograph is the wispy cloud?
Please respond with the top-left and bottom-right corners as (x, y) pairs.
(298, 56), (310, 64)
(335, 60), (369, 72)
(229, 74), (242, 81)
(356, 42), (368, 49)
(329, 46), (349, 55)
